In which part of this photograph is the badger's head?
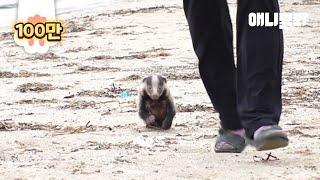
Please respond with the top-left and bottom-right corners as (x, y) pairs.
(142, 75), (167, 100)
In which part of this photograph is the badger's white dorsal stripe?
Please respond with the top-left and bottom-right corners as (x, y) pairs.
(152, 75), (159, 97)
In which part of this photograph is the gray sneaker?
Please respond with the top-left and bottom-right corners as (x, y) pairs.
(214, 129), (246, 153)
(252, 125), (289, 151)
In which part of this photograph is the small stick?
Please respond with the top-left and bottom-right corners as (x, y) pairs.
(253, 152), (279, 162)
(85, 121), (91, 128)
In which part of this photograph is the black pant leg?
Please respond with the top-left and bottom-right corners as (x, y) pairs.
(184, 0), (242, 130)
(236, 0), (284, 138)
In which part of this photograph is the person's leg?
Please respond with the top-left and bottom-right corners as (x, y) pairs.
(236, 0), (288, 148)
(183, 0), (242, 131)
(184, 0), (246, 153)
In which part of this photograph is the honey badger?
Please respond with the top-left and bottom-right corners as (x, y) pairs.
(138, 75), (176, 130)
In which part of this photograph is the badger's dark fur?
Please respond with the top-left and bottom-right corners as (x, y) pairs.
(138, 75), (176, 130)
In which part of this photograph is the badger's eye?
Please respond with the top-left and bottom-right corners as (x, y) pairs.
(158, 87), (162, 90)
(148, 87), (152, 90)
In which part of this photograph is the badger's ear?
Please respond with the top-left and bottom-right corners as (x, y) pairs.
(161, 76), (167, 83)
(142, 77), (147, 83)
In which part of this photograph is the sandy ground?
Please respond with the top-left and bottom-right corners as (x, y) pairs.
(0, 0), (320, 179)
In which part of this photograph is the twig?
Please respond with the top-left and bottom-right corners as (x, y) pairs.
(85, 121), (91, 128)
(253, 152), (279, 162)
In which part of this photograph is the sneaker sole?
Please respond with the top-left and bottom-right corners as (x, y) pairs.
(256, 137), (289, 151)
(214, 149), (244, 153)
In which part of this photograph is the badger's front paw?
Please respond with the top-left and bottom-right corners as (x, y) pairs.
(145, 115), (156, 125)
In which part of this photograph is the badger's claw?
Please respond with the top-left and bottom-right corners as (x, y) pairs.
(146, 124), (161, 130)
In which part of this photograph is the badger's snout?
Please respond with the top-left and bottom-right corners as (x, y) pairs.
(151, 94), (160, 100)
